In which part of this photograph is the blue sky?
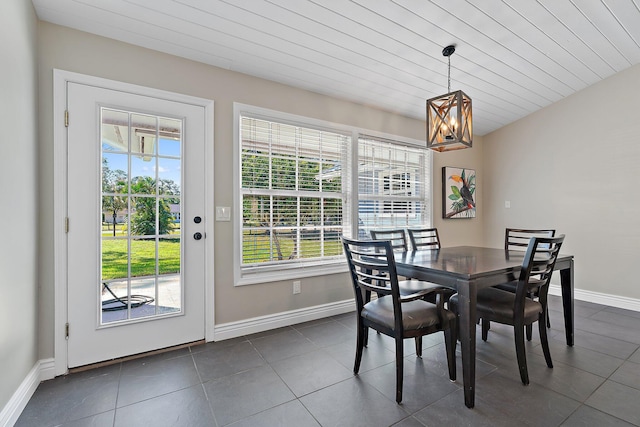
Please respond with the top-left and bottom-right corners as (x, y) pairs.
(103, 137), (182, 187)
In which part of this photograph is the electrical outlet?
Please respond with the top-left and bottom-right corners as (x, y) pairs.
(293, 280), (301, 294)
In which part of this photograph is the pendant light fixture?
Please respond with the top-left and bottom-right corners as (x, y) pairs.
(426, 45), (472, 152)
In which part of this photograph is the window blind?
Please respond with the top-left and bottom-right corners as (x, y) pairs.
(357, 135), (431, 236)
(240, 116), (350, 267)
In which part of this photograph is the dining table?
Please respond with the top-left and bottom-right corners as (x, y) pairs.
(394, 246), (574, 408)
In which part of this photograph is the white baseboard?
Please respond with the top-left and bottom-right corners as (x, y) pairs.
(0, 358), (54, 427)
(39, 359), (56, 382)
(213, 299), (355, 341)
(214, 287), (640, 343)
(549, 284), (640, 312)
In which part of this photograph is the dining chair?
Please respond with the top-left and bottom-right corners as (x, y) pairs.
(370, 229), (409, 251)
(407, 227), (441, 250)
(370, 229), (449, 304)
(500, 228), (556, 338)
(449, 235), (565, 385)
(342, 237), (456, 403)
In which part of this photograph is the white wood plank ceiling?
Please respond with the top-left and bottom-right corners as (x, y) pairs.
(33, 0), (640, 135)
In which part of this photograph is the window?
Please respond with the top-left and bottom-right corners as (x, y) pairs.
(238, 111), (350, 281)
(235, 105), (431, 284)
(357, 136), (431, 238)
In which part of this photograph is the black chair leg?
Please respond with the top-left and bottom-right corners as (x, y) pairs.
(354, 322), (365, 374)
(364, 325), (369, 347)
(528, 306), (549, 339)
(539, 316), (553, 368)
(514, 325), (529, 385)
(415, 336), (422, 358)
(367, 292), (385, 335)
(444, 327), (457, 381)
(546, 309), (551, 328)
(395, 337), (404, 403)
(481, 318), (489, 341)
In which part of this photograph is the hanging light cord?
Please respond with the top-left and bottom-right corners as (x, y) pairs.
(442, 44), (455, 94)
(447, 54), (451, 93)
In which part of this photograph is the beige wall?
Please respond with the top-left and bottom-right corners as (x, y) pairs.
(36, 22), (484, 359)
(483, 63), (640, 300)
(432, 136), (485, 247)
(0, 0), (39, 410)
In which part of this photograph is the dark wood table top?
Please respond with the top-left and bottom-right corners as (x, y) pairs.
(394, 246), (573, 286)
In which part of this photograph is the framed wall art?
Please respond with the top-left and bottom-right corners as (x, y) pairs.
(442, 166), (476, 219)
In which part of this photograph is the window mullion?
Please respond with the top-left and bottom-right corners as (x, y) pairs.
(295, 127), (300, 261)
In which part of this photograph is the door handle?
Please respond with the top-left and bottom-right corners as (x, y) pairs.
(194, 232), (203, 240)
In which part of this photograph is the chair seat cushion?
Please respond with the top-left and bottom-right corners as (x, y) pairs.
(449, 287), (542, 323)
(494, 278), (545, 295)
(362, 297), (455, 332)
(494, 280), (517, 293)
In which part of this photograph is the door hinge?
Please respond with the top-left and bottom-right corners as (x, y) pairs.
(64, 110), (69, 127)
(65, 217), (69, 233)
(65, 323), (69, 339)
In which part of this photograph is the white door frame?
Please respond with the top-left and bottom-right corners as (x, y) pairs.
(53, 69), (215, 376)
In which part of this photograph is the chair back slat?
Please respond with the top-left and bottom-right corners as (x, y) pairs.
(515, 235), (565, 309)
(407, 228), (441, 250)
(349, 257), (393, 295)
(370, 229), (408, 252)
(342, 237), (403, 316)
(505, 228), (555, 252)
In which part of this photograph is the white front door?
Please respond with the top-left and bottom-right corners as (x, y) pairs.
(66, 82), (207, 368)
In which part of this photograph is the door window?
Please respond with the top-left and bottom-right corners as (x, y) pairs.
(100, 108), (183, 324)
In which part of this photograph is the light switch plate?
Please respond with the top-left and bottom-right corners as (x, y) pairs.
(216, 206), (231, 221)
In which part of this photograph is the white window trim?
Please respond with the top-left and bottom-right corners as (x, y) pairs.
(233, 103), (432, 286)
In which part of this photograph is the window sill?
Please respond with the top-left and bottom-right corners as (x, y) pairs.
(235, 262), (349, 286)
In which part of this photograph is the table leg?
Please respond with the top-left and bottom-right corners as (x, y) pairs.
(560, 259), (574, 346)
(457, 279), (476, 408)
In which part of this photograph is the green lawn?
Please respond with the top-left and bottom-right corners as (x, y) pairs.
(102, 231), (341, 279)
(102, 238), (180, 280)
(242, 232), (342, 263)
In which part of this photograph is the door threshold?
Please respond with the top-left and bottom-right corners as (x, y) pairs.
(68, 339), (206, 373)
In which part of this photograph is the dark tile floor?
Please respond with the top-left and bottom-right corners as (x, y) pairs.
(15, 295), (640, 427)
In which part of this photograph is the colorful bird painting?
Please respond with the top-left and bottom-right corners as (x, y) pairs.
(444, 167), (476, 218)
